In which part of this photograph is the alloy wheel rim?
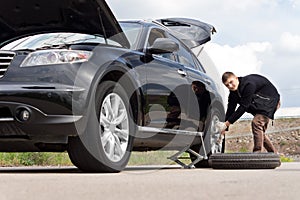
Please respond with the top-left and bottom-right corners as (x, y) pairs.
(99, 93), (129, 162)
(210, 114), (223, 153)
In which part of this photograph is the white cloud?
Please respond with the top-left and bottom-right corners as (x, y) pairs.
(210, 0), (278, 11)
(203, 42), (272, 76)
(107, 0), (279, 19)
(291, 0), (300, 8)
(279, 32), (300, 52)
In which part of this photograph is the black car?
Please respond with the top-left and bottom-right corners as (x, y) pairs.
(0, 0), (225, 172)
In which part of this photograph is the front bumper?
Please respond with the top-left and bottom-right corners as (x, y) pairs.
(0, 83), (86, 139)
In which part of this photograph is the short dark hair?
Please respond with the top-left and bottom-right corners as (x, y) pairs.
(222, 72), (236, 83)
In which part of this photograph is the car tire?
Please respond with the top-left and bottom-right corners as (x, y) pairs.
(68, 81), (135, 172)
(209, 153), (281, 169)
(189, 106), (225, 168)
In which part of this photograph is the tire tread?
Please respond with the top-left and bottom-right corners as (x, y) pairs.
(209, 153), (281, 169)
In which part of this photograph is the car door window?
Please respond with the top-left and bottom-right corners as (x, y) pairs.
(147, 28), (166, 46)
(177, 43), (195, 69)
(191, 53), (205, 72)
(147, 28), (177, 62)
(164, 34), (198, 70)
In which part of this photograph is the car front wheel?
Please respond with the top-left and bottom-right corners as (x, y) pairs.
(68, 81), (134, 172)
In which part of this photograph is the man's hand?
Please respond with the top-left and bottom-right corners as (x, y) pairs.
(215, 121), (227, 133)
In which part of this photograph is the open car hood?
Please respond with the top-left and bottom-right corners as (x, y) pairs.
(0, 0), (129, 47)
(156, 18), (216, 48)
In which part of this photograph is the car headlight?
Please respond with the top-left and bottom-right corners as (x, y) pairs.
(20, 50), (93, 67)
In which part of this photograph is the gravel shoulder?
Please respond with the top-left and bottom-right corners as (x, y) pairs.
(225, 118), (300, 161)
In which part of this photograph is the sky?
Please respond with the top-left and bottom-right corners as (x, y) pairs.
(106, 0), (300, 108)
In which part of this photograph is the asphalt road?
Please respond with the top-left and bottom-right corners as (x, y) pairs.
(0, 163), (299, 200)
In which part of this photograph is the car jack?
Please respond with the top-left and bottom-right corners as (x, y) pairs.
(168, 132), (208, 169)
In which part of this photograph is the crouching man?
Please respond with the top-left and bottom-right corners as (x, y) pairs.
(217, 72), (280, 153)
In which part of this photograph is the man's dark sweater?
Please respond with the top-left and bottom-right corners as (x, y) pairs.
(225, 74), (280, 124)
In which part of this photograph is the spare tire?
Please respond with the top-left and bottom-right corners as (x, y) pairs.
(209, 153), (281, 169)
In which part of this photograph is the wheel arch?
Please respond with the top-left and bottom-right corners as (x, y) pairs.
(98, 66), (143, 126)
(211, 100), (226, 121)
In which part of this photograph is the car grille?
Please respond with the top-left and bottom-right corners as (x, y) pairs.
(0, 51), (15, 78)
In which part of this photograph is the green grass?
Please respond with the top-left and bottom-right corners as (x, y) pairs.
(280, 156), (294, 162)
(238, 147), (249, 153)
(128, 151), (180, 166)
(0, 151), (295, 167)
(0, 151), (185, 167)
(0, 152), (72, 167)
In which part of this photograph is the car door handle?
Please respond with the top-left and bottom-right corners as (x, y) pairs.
(177, 69), (187, 76)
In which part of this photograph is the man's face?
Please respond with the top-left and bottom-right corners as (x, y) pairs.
(224, 76), (239, 91)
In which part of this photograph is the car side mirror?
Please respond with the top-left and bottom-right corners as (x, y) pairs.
(148, 38), (179, 54)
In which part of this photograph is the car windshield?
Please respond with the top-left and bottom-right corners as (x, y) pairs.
(119, 22), (142, 50)
(1, 32), (122, 51)
(1, 23), (142, 51)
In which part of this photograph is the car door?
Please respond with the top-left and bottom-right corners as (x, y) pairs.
(173, 38), (213, 133)
(142, 28), (191, 134)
